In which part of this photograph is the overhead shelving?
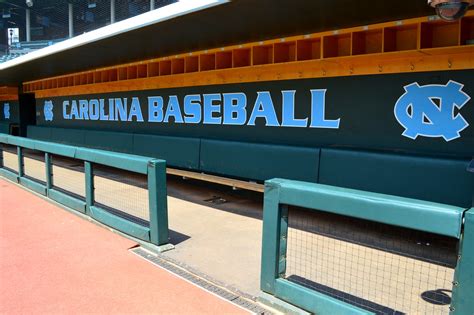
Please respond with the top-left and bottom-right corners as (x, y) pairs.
(23, 12), (474, 93)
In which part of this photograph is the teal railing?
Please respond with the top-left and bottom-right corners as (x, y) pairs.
(0, 134), (171, 250)
(261, 178), (473, 314)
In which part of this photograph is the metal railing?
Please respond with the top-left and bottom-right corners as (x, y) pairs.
(261, 179), (473, 315)
(0, 134), (171, 250)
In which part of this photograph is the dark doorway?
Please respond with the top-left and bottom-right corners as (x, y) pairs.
(18, 93), (36, 137)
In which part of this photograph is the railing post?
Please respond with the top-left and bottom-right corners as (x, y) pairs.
(17, 146), (23, 179)
(279, 204), (289, 278)
(261, 180), (284, 295)
(84, 161), (94, 215)
(45, 153), (52, 191)
(147, 160), (169, 246)
(0, 144), (3, 168)
(451, 208), (474, 314)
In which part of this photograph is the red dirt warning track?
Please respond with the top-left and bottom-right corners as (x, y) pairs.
(0, 179), (247, 314)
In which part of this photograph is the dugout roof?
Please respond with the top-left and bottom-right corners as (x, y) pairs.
(0, 0), (435, 86)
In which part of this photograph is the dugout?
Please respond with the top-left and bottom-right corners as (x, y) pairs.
(1, 1), (473, 314)
(1, 0), (472, 207)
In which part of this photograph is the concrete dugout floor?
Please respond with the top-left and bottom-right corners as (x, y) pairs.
(165, 177), (264, 298)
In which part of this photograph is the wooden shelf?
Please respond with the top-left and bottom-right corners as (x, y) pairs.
(233, 48), (251, 67)
(200, 53), (215, 71)
(420, 20), (459, 48)
(137, 64), (147, 78)
(384, 24), (419, 52)
(159, 60), (171, 76)
(100, 70), (109, 83)
(93, 71), (101, 83)
(118, 67), (127, 80)
(297, 38), (321, 60)
(127, 66), (138, 80)
(216, 51), (232, 69)
(352, 30), (382, 55)
(185, 56), (199, 73)
(323, 33), (351, 58)
(461, 16), (474, 45)
(171, 58), (185, 74)
(23, 12), (474, 92)
(148, 62), (160, 77)
(274, 41), (296, 63)
(253, 45), (273, 65)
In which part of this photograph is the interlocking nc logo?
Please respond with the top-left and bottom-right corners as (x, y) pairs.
(43, 100), (54, 121)
(394, 80), (470, 142)
(3, 103), (10, 120)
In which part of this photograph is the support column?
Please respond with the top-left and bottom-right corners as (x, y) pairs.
(110, 0), (115, 24)
(85, 161), (93, 215)
(25, 9), (31, 42)
(150, 0), (155, 11)
(451, 208), (474, 314)
(68, 3), (74, 38)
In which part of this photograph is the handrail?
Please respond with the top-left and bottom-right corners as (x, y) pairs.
(260, 178), (472, 314)
(0, 134), (172, 251)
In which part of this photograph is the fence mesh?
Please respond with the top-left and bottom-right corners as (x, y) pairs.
(93, 164), (149, 224)
(284, 206), (457, 315)
(23, 148), (46, 184)
(51, 155), (85, 199)
(1, 144), (18, 173)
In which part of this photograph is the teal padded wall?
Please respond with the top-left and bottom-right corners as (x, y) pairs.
(200, 139), (320, 182)
(0, 122), (10, 134)
(83, 130), (134, 153)
(28, 126), (200, 170)
(133, 134), (200, 170)
(319, 148), (473, 208)
(27, 126), (472, 200)
(49, 127), (85, 146)
(27, 125), (52, 140)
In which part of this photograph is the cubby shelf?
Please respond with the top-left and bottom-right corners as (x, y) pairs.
(353, 30), (383, 55)
(23, 12), (474, 93)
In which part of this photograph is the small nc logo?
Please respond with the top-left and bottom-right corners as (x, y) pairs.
(44, 100), (54, 121)
(394, 80), (470, 142)
(3, 103), (10, 120)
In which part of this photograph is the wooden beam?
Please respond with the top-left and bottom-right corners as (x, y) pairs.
(166, 168), (264, 193)
(0, 95), (19, 101)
